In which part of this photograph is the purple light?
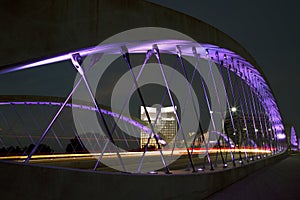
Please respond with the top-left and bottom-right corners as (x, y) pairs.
(290, 126), (297, 146)
(1, 54), (71, 74)
(0, 101), (152, 134)
(0, 40), (286, 141)
(277, 133), (286, 140)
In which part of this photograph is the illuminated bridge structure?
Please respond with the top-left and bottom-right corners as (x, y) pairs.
(0, 1), (287, 199)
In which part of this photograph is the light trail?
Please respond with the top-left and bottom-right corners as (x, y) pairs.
(0, 148), (274, 161)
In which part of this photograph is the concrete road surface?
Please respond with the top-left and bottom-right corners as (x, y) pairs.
(208, 152), (300, 200)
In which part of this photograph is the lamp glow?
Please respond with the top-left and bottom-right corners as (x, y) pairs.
(231, 107), (237, 112)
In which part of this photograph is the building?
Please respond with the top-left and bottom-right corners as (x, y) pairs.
(140, 106), (177, 149)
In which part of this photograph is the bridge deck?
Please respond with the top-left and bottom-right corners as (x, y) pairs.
(209, 152), (300, 199)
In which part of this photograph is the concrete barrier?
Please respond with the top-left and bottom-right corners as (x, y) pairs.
(0, 152), (287, 199)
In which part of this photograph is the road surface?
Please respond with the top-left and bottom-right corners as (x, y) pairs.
(208, 152), (300, 200)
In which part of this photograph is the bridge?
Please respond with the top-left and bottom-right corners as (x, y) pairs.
(0, 1), (290, 199)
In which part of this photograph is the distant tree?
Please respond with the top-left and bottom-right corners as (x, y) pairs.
(24, 143), (54, 154)
(66, 137), (88, 153)
(38, 144), (54, 153)
(0, 147), (7, 154)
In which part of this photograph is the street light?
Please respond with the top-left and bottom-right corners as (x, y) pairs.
(231, 107), (237, 113)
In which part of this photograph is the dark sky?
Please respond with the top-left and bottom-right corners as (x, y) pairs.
(147, 0), (300, 135)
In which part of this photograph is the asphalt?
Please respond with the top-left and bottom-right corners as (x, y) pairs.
(208, 152), (300, 200)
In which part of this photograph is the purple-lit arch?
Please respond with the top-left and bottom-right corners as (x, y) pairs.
(0, 40), (285, 141)
(0, 101), (152, 135)
(200, 43), (285, 140)
(0, 38), (287, 174)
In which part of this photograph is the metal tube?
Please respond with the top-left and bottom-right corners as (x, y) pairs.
(194, 51), (215, 170)
(241, 75), (258, 159)
(216, 53), (237, 166)
(153, 46), (197, 172)
(75, 60), (127, 172)
(206, 51), (226, 166)
(24, 76), (84, 164)
(108, 50), (152, 148)
(35, 105), (64, 152)
(121, 49), (170, 174)
(177, 46), (211, 171)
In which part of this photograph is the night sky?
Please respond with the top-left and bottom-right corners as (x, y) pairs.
(147, 0), (300, 136)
